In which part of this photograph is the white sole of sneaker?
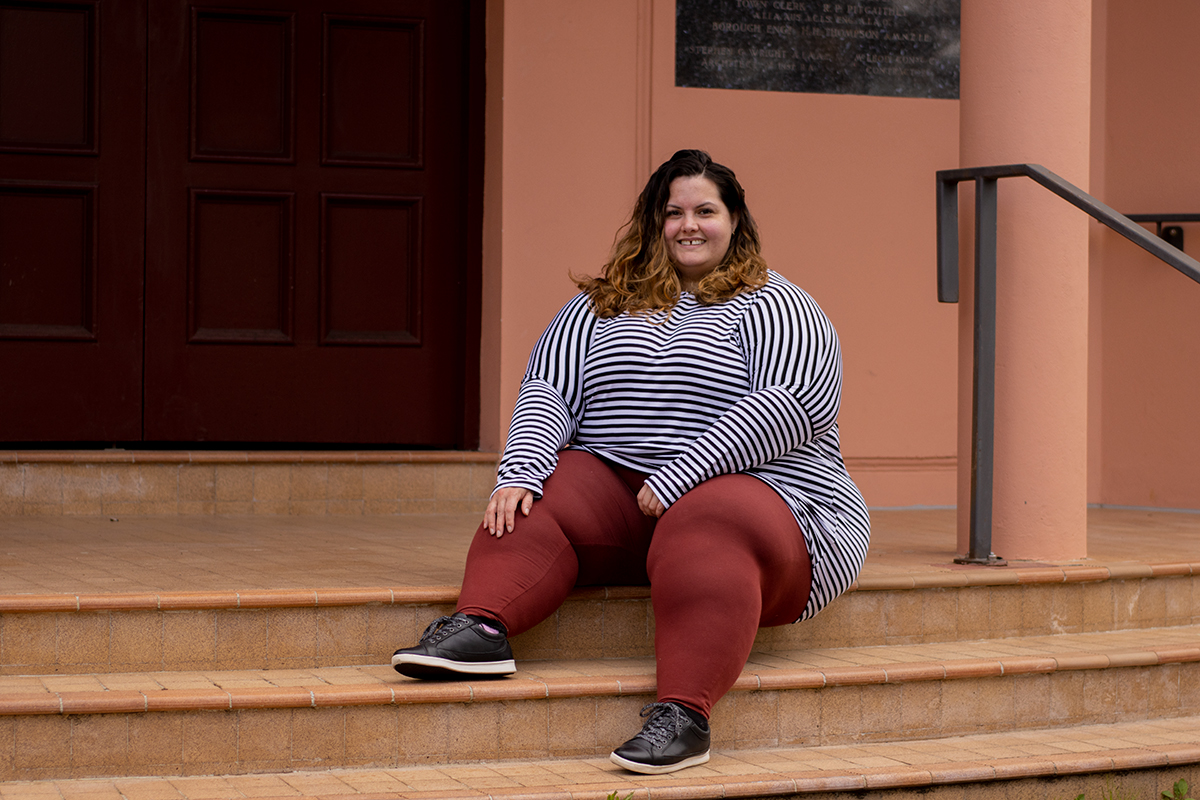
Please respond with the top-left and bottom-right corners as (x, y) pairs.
(609, 749), (710, 775)
(391, 653), (516, 675)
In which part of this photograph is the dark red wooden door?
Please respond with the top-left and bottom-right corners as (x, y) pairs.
(143, 0), (480, 445)
(0, 0), (146, 441)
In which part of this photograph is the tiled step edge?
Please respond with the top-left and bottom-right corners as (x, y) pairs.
(17, 737), (1200, 800)
(854, 559), (1199, 589)
(566, 746), (1200, 800)
(0, 585), (651, 612)
(283, 746), (1200, 800)
(4, 561), (1198, 614)
(5, 642), (1199, 717)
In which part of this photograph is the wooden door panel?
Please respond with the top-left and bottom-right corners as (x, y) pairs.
(0, 186), (95, 340)
(0, 2), (98, 154)
(320, 194), (420, 345)
(188, 190), (295, 343)
(191, 9), (295, 163)
(322, 15), (422, 167)
(0, 0), (145, 441)
(145, 0), (478, 445)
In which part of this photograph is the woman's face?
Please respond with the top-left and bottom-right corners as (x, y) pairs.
(663, 175), (737, 290)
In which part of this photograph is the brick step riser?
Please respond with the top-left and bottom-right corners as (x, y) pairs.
(14, 745), (1200, 800)
(0, 456), (499, 516)
(628, 770), (1200, 800)
(714, 770), (1194, 800)
(3, 575), (1196, 674)
(6, 661), (1198, 782)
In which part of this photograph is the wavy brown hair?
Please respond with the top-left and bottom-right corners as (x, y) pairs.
(576, 149), (768, 317)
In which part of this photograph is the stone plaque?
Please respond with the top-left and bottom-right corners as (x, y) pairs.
(676, 0), (959, 99)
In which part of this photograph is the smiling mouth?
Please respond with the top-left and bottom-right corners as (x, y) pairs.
(678, 239), (705, 246)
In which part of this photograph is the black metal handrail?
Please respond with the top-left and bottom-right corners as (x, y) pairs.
(936, 164), (1200, 565)
(1125, 214), (1200, 251)
(1125, 213), (1200, 235)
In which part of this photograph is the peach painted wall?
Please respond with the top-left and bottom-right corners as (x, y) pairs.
(1087, 0), (1108, 505)
(1094, 0), (1200, 508)
(482, 0), (647, 451)
(482, 0), (961, 507)
(954, 0), (1093, 561)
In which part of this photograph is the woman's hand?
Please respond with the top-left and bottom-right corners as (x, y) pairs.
(485, 486), (534, 536)
(637, 483), (665, 518)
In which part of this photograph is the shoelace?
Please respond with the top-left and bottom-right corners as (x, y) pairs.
(418, 615), (471, 644)
(633, 702), (687, 748)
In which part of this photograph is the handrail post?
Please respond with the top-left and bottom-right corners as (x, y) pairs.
(937, 163), (1200, 565)
(961, 177), (1004, 565)
(936, 175), (959, 303)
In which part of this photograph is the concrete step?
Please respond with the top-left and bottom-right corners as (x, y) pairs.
(5, 508), (1200, 792)
(8, 716), (1200, 799)
(3, 560), (1198, 674)
(0, 451), (498, 516)
(3, 625), (1198, 780)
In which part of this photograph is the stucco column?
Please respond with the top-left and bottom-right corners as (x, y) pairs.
(956, 0), (1092, 560)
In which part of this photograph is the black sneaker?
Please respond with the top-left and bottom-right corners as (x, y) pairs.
(391, 613), (516, 679)
(609, 702), (711, 774)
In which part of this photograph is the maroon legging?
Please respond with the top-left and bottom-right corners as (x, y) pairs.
(456, 450), (812, 717)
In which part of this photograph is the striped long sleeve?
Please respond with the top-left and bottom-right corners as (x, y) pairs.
(645, 279), (840, 507)
(493, 293), (596, 497)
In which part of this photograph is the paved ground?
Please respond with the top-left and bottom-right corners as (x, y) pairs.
(2, 507), (1200, 595)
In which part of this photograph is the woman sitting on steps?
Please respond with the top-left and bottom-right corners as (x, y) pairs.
(391, 149), (871, 775)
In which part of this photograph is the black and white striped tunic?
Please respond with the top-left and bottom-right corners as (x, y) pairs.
(496, 270), (870, 621)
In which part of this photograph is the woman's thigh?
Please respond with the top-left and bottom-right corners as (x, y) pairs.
(512, 450), (656, 585)
(648, 474), (812, 626)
